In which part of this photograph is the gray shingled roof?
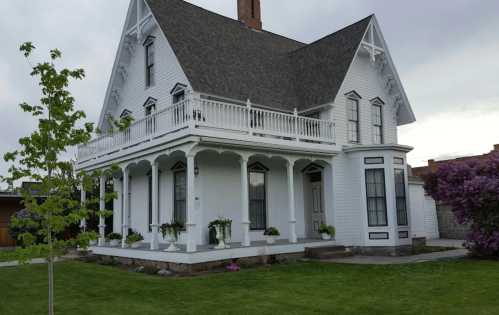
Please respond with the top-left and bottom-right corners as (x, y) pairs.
(146, 0), (371, 112)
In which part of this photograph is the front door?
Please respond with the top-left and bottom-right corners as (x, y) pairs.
(309, 182), (324, 239)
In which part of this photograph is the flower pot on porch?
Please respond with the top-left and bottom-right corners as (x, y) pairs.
(321, 233), (331, 240)
(265, 235), (277, 244)
(130, 241), (142, 249)
(214, 225), (230, 249)
(164, 230), (180, 252)
(89, 240), (97, 245)
(110, 239), (120, 247)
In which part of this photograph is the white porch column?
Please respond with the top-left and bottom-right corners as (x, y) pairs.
(286, 162), (297, 243)
(98, 175), (106, 246)
(186, 154), (197, 252)
(80, 188), (86, 232)
(240, 158), (251, 246)
(122, 169), (130, 248)
(150, 162), (160, 250)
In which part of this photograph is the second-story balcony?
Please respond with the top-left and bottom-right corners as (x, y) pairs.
(78, 97), (336, 164)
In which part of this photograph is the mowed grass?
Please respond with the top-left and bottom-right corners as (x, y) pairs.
(0, 260), (498, 315)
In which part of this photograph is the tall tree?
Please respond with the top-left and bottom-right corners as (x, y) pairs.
(0, 43), (129, 315)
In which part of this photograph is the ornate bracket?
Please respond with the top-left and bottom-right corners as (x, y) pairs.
(117, 63), (130, 82)
(384, 74), (396, 94)
(392, 94), (404, 119)
(376, 53), (388, 73)
(111, 87), (123, 106)
(124, 38), (135, 57)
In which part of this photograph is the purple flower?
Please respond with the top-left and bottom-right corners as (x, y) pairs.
(226, 266), (241, 272)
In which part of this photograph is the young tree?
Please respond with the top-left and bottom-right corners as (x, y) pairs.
(421, 154), (499, 259)
(0, 43), (130, 315)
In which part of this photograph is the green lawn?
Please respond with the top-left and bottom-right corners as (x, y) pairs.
(0, 260), (498, 315)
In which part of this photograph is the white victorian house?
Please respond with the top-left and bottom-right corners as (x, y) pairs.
(77, 0), (418, 264)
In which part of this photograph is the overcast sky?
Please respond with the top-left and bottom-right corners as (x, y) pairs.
(0, 0), (498, 188)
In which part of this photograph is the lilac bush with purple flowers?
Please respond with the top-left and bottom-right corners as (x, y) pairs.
(226, 266), (241, 272)
(421, 153), (499, 259)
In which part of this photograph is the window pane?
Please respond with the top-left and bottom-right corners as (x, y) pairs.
(249, 171), (266, 230)
(394, 169), (408, 226)
(365, 157), (384, 164)
(393, 157), (404, 165)
(365, 169), (387, 226)
(174, 170), (186, 224)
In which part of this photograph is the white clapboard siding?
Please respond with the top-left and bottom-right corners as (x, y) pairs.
(333, 53), (398, 146)
(114, 24), (191, 123)
(424, 195), (440, 239)
(409, 184), (426, 238)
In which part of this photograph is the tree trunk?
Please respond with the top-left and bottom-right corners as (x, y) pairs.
(47, 98), (54, 315)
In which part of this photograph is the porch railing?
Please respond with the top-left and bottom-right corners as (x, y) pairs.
(78, 97), (335, 161)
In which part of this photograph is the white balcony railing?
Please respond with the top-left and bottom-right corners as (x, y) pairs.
(78, 97), (335, 161)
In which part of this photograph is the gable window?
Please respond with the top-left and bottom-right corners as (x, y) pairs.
(371, 98), (384, 144)
(172, 162), (186, 224)
(147, 169), (161, 231)
(365, 169), (387, 227)
(248, 163), (268, 230)
(171, 83), (187, 104)
(144, 36), (156, 87)
(346, 91), (361, 143)
(394, 169), (408, 226)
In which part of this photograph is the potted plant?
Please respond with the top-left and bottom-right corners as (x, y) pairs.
(263, 227), (280, 244)
(160, 220), (185, 252)
(89, 231), (99, 245)
(125, 232), (144, 248)
(318, 224), (335, 240)
(106, 232), (122, 247)
(208, 216), (232, 249)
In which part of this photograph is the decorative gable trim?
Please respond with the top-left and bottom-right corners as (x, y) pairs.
(301, 163), (324, 173)
(171, 161), (187, 171)
(143, 97), (158, 107)
(120, 109), (132, 118)
(345, 90), (362, 99)
(391, 94), (404, 119)
(375, 53), (388, 73)
(248, 162), (269, 172)
(170, 83), (187, 95)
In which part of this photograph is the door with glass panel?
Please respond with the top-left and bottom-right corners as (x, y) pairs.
(308, 172), (324, 239)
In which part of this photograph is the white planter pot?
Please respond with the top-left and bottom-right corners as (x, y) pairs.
(266, 235), (277, 244)
(321, 233), (331, 240)
(109, 239), (120, 247)
(130, 241), (141, 249)
(89, 240), (97, 245)
(164, 230), (180, 252)
(214, 225), (230, 249)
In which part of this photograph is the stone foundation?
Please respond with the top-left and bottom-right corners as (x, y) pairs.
(350, 245), (412, 256)
(437, 203), (470, 239)
(98, 252), (304, 272)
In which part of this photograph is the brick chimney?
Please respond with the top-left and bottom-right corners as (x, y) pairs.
(238, 0), (262, 31)
(493, 144), (499, 152)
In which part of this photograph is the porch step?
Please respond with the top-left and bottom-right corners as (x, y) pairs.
(304, 245), (354, 260)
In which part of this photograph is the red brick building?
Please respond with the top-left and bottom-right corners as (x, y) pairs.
(412, 144), (499, 178)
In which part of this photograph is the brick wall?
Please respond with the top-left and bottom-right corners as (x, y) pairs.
(412, 144), (499, 178)
(436, 203), (470, 239)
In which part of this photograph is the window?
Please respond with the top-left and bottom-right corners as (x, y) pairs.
(393, 157), (404, 165)
(147, 169), (161, 231)
(171, 83), (187, 104)
(144, 37), (155, 87)
(172, 162), (186, 224)
(365, 157), (384, 165)
(174, 91), (185, 103)
(365, 169), (387, 226)
(248, 163), (268, 230)
(120, 110), (132, 142)
(394, 169), (408, 226)
(372, 104), (383, 144)
(347, 98), (359, 142)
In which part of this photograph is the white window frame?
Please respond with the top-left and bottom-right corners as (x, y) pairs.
(171, 161), (187, 226)
(170, 83), (187, 104)
(248, 162), (269, 231)
(144, 36), (156, 88)
(345, 91), (362, 143)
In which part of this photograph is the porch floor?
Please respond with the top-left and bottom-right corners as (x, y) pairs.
(90, 238), (336, 264)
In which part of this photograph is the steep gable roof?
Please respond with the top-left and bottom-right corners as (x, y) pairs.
(145, 0), (370, 112)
